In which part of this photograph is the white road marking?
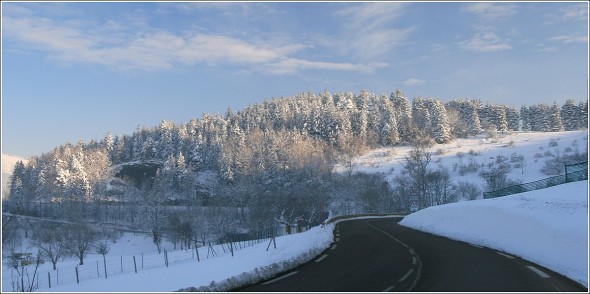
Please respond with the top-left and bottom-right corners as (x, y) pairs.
(409, 248), (415, 255)
(262, 271), (299, 284)
(527, 266), (550, 278)
(315, 254), (328, 263)
(496, 251), (515, 259)
(399, 268), (414, 282)
(470, 244), (483, 248)
(335, 237), (340, 242)
(330, 244), (338, 250)
(383, 285), (395, 292)
(412, 257), (417, 265)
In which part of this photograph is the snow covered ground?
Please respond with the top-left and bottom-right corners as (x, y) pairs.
(334, 130), (588, 193)
(4, 179), (586, 291)
(2, 130), (588, 291)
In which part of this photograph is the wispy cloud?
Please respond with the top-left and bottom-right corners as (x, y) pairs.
(458, 32), (513, 52)
(462, 3), (517, 20)
(335, 2), (412, 60)
(404, 78), (426, 86)
(550, 34), (588, 44)
(558, 3), (588, 22)
(3, 12), (381, 74)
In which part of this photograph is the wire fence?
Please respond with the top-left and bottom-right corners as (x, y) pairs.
(5, 226), (290, 291)
(483, 161), (588, 199)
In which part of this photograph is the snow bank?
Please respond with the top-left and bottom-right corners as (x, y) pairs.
(399, 180), (589, 287)
(30, 224), (334, 292)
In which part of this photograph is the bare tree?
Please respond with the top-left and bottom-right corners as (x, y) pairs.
(455, 181), (480, 200)
(33, 225), (69, 270)
(64, 223), (96, 265)
(95, 240), (110, 278)
(403, 145), (432, 208)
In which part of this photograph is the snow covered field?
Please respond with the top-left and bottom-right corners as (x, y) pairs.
(2, 130), (588, 291)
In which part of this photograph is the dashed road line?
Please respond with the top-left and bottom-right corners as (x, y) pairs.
(315, 254), (328, 263)
(470, 244), (483, 248)
(496, 251), (515, 259)
(412, 256), (417, 265)
(335, 237), (340, 242)
(527, 266), (550, 278)
(262, 271), (299, 284)
(330, 244), (338, 250)
(383, 285), (395, 292)
(399, 268), (414, 282)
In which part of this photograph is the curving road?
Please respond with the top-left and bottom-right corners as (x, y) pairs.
(236, 217), (587, 292)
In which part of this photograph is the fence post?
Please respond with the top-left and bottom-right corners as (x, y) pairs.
(103, 255), (108, 279)
(57, 268), (59, 285)
(120, 255), (123, 272)
(165, 250), (169, 267)
(230, 239), (234, 257)
(48, 272), (51, 289)
(133, 256), (137, 273)
(195, 242), (200, 262)
(75, 266), (79, 284)
(142, 253), (144, 269)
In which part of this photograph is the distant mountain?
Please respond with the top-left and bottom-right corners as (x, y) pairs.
(1, 153), (28, 198)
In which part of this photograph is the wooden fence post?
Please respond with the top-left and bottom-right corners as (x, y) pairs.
(103, 255), (108, 279)
(75, 266), (79, 284)
(133, 256), (137, 273)
(48, 272), (51, 289)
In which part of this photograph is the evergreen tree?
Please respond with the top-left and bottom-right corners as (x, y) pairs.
(549, 102), (564, 132)
(561, 99), (579, 131)
(392, 89), (413, 141)
(505, 106), (520, 131)
(430, 99), (452, 143)
(520, 105), (530, 131)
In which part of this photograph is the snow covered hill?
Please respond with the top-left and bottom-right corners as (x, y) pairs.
(334, 130), (588, 199)
(1, 153), (28, 198)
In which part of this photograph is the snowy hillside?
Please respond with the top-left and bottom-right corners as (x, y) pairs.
(334, 130), (588, 197)
(1, 153), (27, 197)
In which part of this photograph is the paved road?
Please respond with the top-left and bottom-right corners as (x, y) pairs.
(237, 217), (587, 292)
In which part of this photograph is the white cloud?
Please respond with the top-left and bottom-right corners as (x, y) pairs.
(463, 3), (517, 20)
(267, 59), (388, 75)
(335, 2), (411, 60)
(550, 35), (588, 44)
(559, 3), (588, 22)
(458, 32), (513, 52)
(404, 78), (426, 86)
(3, 14), (381, 74)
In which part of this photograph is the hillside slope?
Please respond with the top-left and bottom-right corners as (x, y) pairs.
(335, 130), (588, 198)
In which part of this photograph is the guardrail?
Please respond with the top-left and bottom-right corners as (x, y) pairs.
(483, 161), (587, 199)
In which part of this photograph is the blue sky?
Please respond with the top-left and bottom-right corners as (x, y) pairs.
(2, 1), (588, 158)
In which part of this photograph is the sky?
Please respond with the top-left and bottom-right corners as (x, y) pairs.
(1, 1), (588, 158)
